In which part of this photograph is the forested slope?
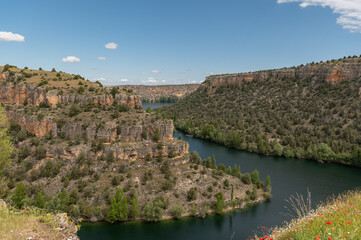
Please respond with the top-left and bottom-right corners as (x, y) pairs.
(160, 57), (361, 166)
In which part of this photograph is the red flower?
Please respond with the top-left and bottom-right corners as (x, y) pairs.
(350, 203), (353, 206)
(263, 227), (266, 230)
(326, 222), (332, 225)
(347, 221), (351, 224)
(344, 235), (348, 238)
(328, 238), (332, 240)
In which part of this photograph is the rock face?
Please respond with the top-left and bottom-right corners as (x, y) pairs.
(205, 58), (361, 88)
(5, 109), (174, 141)
(0, 82), (142, 108)
(118, 84), (200, 102)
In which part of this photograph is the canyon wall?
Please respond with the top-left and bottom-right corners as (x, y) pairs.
(205, 58), (361, 87)
(0, 82), (142, 108)
(118, 84), (200, 102)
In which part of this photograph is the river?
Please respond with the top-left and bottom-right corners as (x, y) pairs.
(78, 103), (361, 240)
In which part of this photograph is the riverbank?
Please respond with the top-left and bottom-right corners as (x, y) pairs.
(263, 190), (361, 240)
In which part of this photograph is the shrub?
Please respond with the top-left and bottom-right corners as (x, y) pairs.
(241, 173), (251, 184)
(187, 187), (197, 201)
(170, 205), (184, 219)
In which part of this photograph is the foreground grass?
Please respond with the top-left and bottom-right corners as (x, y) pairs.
(0, 203), (78, 240)
(256, 190), (361, 240)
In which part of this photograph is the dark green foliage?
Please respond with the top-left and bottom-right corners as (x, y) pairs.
(13, 182), (26, 208)
(129, 194), (139, 218)
(69, 104), (81, 117)
(241, 173), (251, 184)
(35, 192), (45, 208)
(170, 205), (184, 219)
(106, 189), (129, 223)
(214, 192), (226, 214)
(187, 187), (197, 201)
(265, 175), (271, 193)
(153, 128), (160, 142)
(251, 169), (260, 184)
(141, 198), (166, 222)
(160, 76), (361, 166)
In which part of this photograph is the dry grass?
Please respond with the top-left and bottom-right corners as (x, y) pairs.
(0, 205), (70, 240)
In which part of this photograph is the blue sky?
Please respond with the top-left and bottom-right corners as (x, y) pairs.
(1, 0), (361, 85)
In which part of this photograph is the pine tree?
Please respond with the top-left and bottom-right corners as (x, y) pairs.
(35, 192), (45, 208)
(265, 175), (271, 193)
(251, 169), (260, 184)
(211, 154), (216, 169)
(129, 194), (139, 218)
(214, 192), (226, 214)
(106, 198), (118, 223)
(13, 182), (26, 208)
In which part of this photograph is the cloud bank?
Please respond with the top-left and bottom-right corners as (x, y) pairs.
(62, 56), (80, 63)
(98, 57), (106, 60)
(0, 31), (25, 42)
(105, 42), (118, 49)
(151, 69), (160, 74)
(277, 0), (361, 32)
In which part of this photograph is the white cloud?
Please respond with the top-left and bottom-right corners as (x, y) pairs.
(62, 56), (80, 63)
(98, 57), (106, 60)
(152, 69), (160, 74)
(277, 0), (361, 32)
(207, 72), (213, 75)
(0, 31), (25, 42)
(120, 78), (129, 82)
(105, 42), (118, 49)
(147, 77), (158, 83)
(192, 81), (196, 83)
(161, 80), (166, 83)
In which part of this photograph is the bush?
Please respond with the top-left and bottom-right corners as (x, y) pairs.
(170, 205), (184, 219)
(142, 200), (164, 222)
(69, 104), (81, 117)
(187, 187), (197, 201)
(241, 173), (251, 184)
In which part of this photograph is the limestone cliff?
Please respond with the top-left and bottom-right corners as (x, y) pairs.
(205, 57), (361, 88)
(118, 84), (200, 102)
(0, 82), (142, 108)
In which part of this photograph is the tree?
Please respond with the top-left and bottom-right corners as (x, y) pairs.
(153, 128), (160, 142)
(129, 194), (139, 218)
(170, 205), (184, 219)
(251, 169), (260, 184)
(187, 187), (197, 201)
(13, 182), (26, 208)
(106, 189), (129, 223)
(142, 200), (164, 222)
(51, 68), (56, 72)
(265, 175), (271, 193)
(0, 106), (14, 175)
(273, 143), (283, 156)
(214, 192), (226, 214)
(35, 192), (45, 208)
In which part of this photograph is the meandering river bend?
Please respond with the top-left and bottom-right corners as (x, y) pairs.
(78, 103), (361, 240)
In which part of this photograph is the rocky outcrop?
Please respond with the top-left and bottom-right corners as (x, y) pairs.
(6, 110), (53, 137)
(118, 84), (200, 102)
(205, 58), (361, 88)
(5, 109), (174, 141)
(44, 139), (189, 162)
(0, 82), (142, 108)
